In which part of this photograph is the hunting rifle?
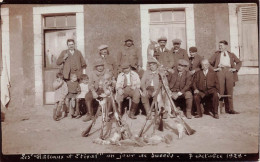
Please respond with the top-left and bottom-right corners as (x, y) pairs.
(158, 73), (196, 135)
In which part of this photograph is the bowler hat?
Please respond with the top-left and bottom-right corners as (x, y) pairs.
(94, 58), (104, 67)
(98, 45), (108, 51)
(189, 47), (197, 53)
(157, 36), (167, 42)
(178, 59), (189, 66)
(172, 39), (182, 44)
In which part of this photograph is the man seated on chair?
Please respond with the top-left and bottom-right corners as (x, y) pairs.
(82, 58), (112, 122)
(193, 59), (220, 119)
(167, 59), (193, 119)
(115, 62), (141, 119)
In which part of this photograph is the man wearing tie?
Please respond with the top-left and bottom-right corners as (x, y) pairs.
(209, 40), (242, 114)
(153, 36), (174, 73)
(168, 59), (193, 119)
(193, 59), (220, 119)
(115, 63), (141, 119)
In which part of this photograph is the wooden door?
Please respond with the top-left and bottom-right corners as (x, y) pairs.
(44, 29), (76, 104)
(238, 5), (258, 66)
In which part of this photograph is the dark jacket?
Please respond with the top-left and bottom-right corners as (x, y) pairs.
(209, 51), (242, 82)
(154, 48), (174, 69)
(168, 70), (192, 94)
(169, 48), (190, 68)
(56, 49), (86, 80)
(189, 54), (204, 72)
(193, 68), (220, 96)
(96, 54), (117, 78)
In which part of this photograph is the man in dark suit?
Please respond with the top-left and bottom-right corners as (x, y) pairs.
(168, 59), (193, 119)
(153, 36), (174, 73)
(188, 47), (204, 76)
(193, 59), (220, 119)
(169, 39), (190, 69)
(209, 40), (242, 114)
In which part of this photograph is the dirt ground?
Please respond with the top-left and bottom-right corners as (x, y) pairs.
(1, 76), (259, 154)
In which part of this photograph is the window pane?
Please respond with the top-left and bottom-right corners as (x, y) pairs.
(173, 11), (185, 21)
(67, 15), (76, 27)
(56, 16), (66, 27)
(45, 17), (55, 27)
(161, 11), (172, 21)
(150, 12), (161, 22)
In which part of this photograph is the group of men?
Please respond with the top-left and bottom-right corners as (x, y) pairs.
(57, 35), (242, 122)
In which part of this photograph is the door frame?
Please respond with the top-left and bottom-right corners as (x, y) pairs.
(33, 5), (85, 106)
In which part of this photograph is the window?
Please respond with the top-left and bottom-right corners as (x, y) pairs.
(149, 9), (187, 50)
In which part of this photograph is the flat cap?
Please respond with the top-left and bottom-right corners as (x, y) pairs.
(172, 39), (182, 44)
(157, 36), (167, 42)
(189, 47), (197, 53)
(98, 44), (108, 51)
(121, 62), (130, 69)
(147, 56), (159, 64)
(178, 59), (189, 66)
(125, 35), (133, 42)
(94, 58), (104, 67)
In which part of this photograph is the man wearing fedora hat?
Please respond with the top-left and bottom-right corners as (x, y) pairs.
(117, 35), (143, 77)
(82, 58), (112, 122)
(115, 62), (141, 119)
(170, 38), (189, 69)
(97, 44), (117, 78)
(168, 59), (193, 119)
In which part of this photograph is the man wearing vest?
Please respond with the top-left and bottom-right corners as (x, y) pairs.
(168, 59), (193, 119)
(193, 59), (220, 119)
(115, 63), (141, 119)
(209, 40), (242, 114)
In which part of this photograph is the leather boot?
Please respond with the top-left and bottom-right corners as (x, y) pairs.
(186, 98), (193, 119)
(82, 101), (93, 122)
(74, 99), (81, 118)
(53, 108), (57, 121)
(143, 102), (151, 120)
(128, 102), (138, 119)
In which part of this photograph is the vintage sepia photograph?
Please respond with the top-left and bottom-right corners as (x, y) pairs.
(0, 3), (259, 160)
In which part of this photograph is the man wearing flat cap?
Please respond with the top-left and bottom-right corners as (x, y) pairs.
(82, 58), (112, 122)
(167, 59), (193, 119)
(153, 36), (175, 73)
(170, 38), (189, 69)
(117, 35), (143, 77)
(188, 47), (204, 76)
(141, 56), (171, 119)
(96, 45), (117, 78)
(209, 40), (242, 114)
(115, 62), (141, 119)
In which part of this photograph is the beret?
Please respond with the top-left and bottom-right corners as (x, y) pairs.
(94, 58), (104, 67)
(147, 56), (159, 64)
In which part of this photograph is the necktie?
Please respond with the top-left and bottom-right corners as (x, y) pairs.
(224, 51), (226, 56)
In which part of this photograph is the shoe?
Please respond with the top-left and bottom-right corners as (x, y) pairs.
(228, 110), (240, 114)
(195, 115), (202, 118)
(186, 112), (192, 119)
(214, 114), (219, 119)
(75, 115), (82, 119)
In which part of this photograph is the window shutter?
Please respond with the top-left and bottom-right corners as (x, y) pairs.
(240, 6), (257, 22)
